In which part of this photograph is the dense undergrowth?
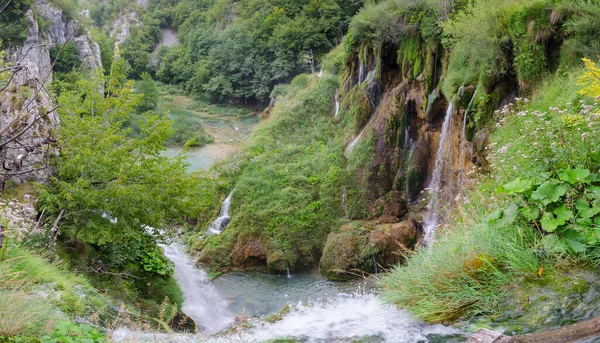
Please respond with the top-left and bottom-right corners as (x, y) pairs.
(187, 73), (346, 271)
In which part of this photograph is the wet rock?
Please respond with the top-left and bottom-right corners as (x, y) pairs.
(368, 220), (423, 267)
(319, 220), (423, 280)
(231, 238), (267, 267)
(369, 191), (408, 222)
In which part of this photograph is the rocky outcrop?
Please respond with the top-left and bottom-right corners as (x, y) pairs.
(231, 238), (267, 268)
(29, 0), (103, 74)
(74, 35), (103, 73)
(1, 0), (104, 186)
(111, 10), (141, 45)
(319, 220), (423, 280)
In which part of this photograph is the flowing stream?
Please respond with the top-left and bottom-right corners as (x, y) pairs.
(115, 245), (466, 343)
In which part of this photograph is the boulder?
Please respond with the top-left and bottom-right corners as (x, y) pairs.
(319, 220), (424, 280)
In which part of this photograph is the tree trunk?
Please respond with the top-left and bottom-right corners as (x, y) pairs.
(49, 208), (65, 253)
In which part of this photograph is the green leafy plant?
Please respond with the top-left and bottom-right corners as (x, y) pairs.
(498, 168), (600, 255)
(41, 321), (106, 343)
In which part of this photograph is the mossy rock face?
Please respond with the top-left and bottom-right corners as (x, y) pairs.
(231, 238), (267, 268)
(319, 220), (423, 280)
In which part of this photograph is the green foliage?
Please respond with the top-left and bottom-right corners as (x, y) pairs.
(49, 42), (81, 74)
(38, 59), (204, 274)
(203, 75), (344, 270)
(124, 0), (360, 102)
(135, 72), (160, 112)
(0, 0), (34, 47)
(41, 321), (106, 343)
(497, 168), (600, 254)
(442, 0), (600, 94)
(380, 210), (542, 323)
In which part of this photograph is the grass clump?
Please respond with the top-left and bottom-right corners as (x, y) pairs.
(380, 215), (542, 323)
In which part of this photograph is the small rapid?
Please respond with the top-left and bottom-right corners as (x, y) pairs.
(206, 192), (233, 235)
(161, 243), (234, 333)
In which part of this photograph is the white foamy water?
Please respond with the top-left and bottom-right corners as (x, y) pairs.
(113, 292), (464, 343)
(161, 243), (234, 334)
(206, 192), (233, 235)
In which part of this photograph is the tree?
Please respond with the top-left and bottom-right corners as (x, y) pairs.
(135, 72), (159, 112)
(38, 59), (204, 274)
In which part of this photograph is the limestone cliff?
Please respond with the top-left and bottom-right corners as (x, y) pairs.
(1, 0), (103, 186)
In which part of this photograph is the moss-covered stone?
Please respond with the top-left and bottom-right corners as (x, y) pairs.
(319, 220), (423, 280)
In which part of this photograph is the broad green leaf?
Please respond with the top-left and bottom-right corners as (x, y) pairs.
(558, 168), (591, 184)
(588, 173), (600, 182)
(554, 205), (574, 222)
(531, 181), (567, 205)
(575, 199), (600, 219)
(567, 239), (587, 253)
(590, 150), (600, 163)
(542, 234), (567, 253)
(541, 212), (560, 232)
(576, 217), (593, 227)
(486, 209), (502, 224)
(499, 178), (533, 194)
(520, 205), (540, 221)
(588, 186), (600, 197)
(540, 206), (572, 232)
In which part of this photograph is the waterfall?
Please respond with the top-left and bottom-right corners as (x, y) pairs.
(207, 192), (233, 235)
(425, 87), (438, 115)
(161, 243), (234, 333)
(318, 69), (323, 78)
(422, 87), (464, 245)
(286, 262), (291, 278)
(345, 102), (382, 157)
(341, 186), (349, 219)
(334, 88), (340, 117)
(358, 46), (368, 84)
(458, 89), (478, 185)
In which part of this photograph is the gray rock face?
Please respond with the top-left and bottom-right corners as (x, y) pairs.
(1, 0), (103, 185)
(74, 35), (102, 72)
(111, 10), (141, 45)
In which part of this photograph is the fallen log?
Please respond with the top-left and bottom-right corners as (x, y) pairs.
(467, 316), (600, 343)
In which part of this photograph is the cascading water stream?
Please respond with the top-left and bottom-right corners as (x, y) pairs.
(425, 88), (438, 115)
(161, 243), (234, 333)
(458, 89), (478, 185)
(422, 87), (464, 246)
(358, 45), (368, 84)
(341, 185), (349, 219)
(206, 192), (233, 235)
(334, 88), (340, 117)
(345, 102), (382, 157)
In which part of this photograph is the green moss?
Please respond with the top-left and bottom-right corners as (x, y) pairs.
(397, 36), (423, 80)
